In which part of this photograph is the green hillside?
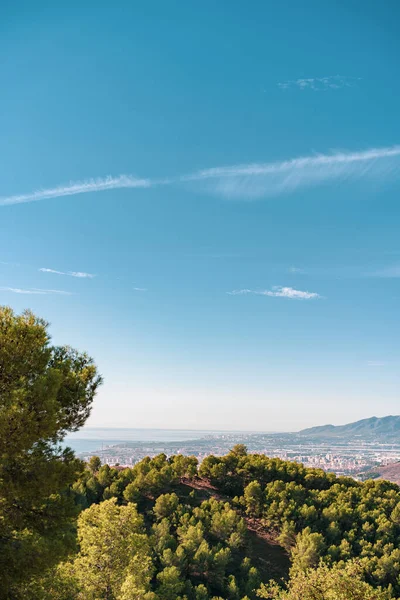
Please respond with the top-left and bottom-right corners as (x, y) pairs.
(17, 448), (400, 600)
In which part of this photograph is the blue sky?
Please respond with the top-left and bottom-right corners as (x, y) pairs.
(1, 1), (400, 431)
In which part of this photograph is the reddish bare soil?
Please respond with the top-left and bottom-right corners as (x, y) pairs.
(375, 463), (400, 486)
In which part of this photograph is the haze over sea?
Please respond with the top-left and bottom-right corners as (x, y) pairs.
(64, 428), (236, 454)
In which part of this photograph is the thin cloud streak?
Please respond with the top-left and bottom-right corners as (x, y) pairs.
(186, 146), (400, 199)
(0, 287), (73, 295)
(69, 271), (95, 278)
(1, 145), (400, 205)
(369, 265), (400, 278)
(278, 76), (361, 91)
(0, 175), (151, 206)
(40, 268), (65, 275)
(0, 260), (20, 266)
(228, 286), (321, 299)
(40, 268), (95, 278)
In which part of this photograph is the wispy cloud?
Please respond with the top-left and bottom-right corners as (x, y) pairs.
(1, 145), (400, 205)
(184, 252), (243, 260)
(69, 271), (95, 278)
(227, 286), (321, 299)
(369, 265), (400, 278)
(367, 360), (385, 367)
(0, 287), (73, 295)
(40, 268), (95, 278)
(133, 287), (147, 292)
(39, 268), (65, 275)
(0, 260), (20, 266)
(186, 146), (400, 199)
(278, 75), (361, 91)
(0, 175), (151, 207)
(289, 266), (306, 274)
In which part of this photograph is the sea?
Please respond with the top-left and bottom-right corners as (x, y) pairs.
(63, 427), (225, 454)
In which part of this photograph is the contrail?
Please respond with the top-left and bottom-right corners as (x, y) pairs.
(186, 146), (400, 179)
(227, 286), (321, 299)
(39, 267), (95, 278)
(0, 287), (73, 295)
(0, 175), (151, 206)
(1, 145), (399, 206)
(183, 145), (400, 198)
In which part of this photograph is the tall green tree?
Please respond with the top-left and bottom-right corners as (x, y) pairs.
(71, 499), (152, 599)
(244, 481), (263, 517)
(257, 561), (393, 600)
(156, 565), (186, 600)
(88, 455), (101, 474)
(290, 527), (325, 572)
(0, 307), (102, 597)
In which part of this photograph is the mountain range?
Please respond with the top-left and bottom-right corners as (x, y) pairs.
(299, 415), (400, 439)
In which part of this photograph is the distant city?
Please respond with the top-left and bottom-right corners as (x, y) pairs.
(67, 417), (400, 482)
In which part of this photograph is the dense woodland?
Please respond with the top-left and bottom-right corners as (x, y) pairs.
(1, 307), (400, 599)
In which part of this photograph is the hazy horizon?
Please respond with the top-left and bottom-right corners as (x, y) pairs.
(70, 412), (400, 436)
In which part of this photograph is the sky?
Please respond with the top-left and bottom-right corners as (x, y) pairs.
(1, 0), (400, 431)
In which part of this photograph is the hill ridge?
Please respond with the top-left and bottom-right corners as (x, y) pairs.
(300, 414), (400, 438)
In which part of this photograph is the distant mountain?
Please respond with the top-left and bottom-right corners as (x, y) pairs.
(300, 415), (400, 439)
